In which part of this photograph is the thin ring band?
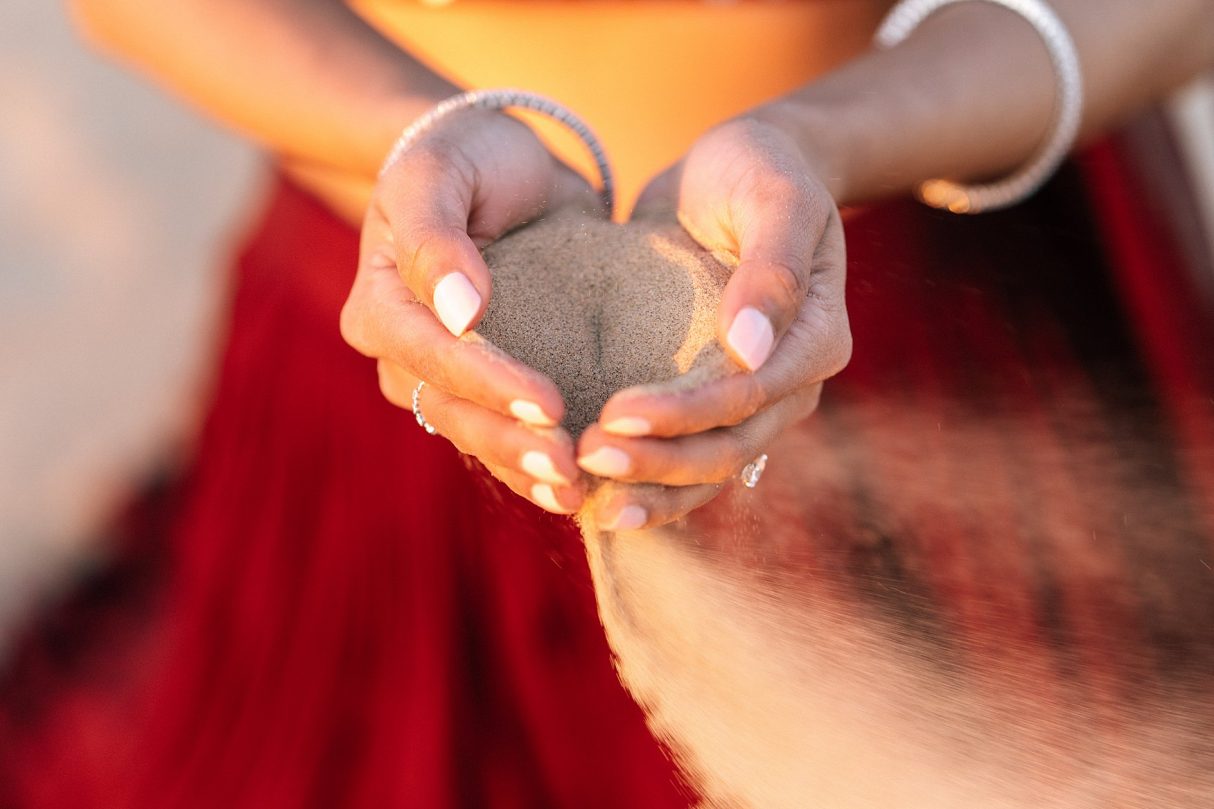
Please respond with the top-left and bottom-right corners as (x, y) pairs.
(380, 89), (616, 216)
(412, 381), (438, 436)
(875, 0), (1084, 213)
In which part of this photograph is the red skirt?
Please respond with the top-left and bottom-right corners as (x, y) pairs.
(2, 137), (1212, 807)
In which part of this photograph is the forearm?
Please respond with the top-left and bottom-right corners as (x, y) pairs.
(760, 0), (1214, 206)
(70, 0), (458, 178)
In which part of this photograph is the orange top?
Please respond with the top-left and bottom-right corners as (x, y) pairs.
(351, 1), (888, 214)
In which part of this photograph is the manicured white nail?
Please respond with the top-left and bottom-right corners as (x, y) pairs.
(606, 505), (647, 532)
(531, 483), (573, 514)
(510, 399), (557, 427)
(578, 446), (632, 478)
(602, 417), (651, 437)
(726, 306), (775, 371)
(521, 450), (570, 486)
(433, 272), (481, 337)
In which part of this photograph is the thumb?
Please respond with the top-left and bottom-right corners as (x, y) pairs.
(378, 144), (492, 338)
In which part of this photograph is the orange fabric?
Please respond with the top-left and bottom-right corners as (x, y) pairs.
(353, 0), (888, 213)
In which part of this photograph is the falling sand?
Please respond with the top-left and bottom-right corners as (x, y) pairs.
(476, 211), (1214, 808)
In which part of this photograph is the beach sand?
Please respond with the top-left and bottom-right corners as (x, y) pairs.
(479, 209), (738, 437)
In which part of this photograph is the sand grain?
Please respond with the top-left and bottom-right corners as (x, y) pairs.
(478, 209), (738, 436)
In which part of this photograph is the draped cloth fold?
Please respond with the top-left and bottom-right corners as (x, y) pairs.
(2, 133), (1212, 808)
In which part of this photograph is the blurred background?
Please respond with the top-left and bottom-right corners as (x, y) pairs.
(0, 0), (262, 657)
(1, 0), (1212, 666)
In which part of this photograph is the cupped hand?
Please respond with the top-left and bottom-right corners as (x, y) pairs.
(341, 108), (604, 515)
(578, 117), (852, 530)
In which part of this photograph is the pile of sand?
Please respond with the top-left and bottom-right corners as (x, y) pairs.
(478, 209), (738, 437)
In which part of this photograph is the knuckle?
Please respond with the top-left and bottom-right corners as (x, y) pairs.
(727, 377), (768, 426)
(802, 383), (824, 415)
(403, 225), (466, 286)
(379, 380), (409, 411)
(643, 434), (679, 467)
(690, 431), (750, 486)
(423, 391), (463, 450)
(764, 258), (807, 307)
(439, 422), (477, 458)
(445, 430), (476, 458)
(821, 202), (844, 236)
(802, 191), (835, 237)
(722, 427), (755, 475)
(376, 362), (410, 410)
(402, 136), (462, 178)
(408, 348), (444, 393)
(734, 169), (802, 219)
(663, 483), (723, 525)
(639, 481), (671, 512)
(695, 379), (758, 430)
(404, 136), (481, 199)
(339, 296), (372, 356)
(479, 461), (514, 493)
(801, 287), (852, 382)
(827, 323), (854, 378)
(424, 340), (476, 399)
(784, 384), (823, 426)
(631, 442), (689, 485)
(761, 170), (805, 204)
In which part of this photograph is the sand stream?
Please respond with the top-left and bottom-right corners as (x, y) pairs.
(476, 212), (1214, 809)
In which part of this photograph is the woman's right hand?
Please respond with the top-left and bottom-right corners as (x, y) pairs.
(340, 108), (602, 514)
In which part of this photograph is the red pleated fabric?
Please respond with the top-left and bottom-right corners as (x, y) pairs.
(1, 179), (692, 809)
(2, 136), (1211, 807)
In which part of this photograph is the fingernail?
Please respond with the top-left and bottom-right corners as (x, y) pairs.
(521, 450), (571, 486)
(531, 483), (574, 514)
(726, 306), (774, 371)
(577, 446), (632, 478)
(510, 399), (557, 427)
(605, 505), (647, 532)
(602, 417), (651, 437)
(433, 272), (481, 337)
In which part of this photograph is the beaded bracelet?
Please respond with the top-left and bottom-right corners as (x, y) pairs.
(379, 88), (616, 216)
(875, 0), (1084, 213)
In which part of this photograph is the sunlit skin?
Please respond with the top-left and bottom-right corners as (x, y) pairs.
(70, 0), (1214, 524)
(61, 1), (1214, 804)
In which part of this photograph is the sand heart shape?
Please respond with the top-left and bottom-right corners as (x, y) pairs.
(477, 209), (741, 437)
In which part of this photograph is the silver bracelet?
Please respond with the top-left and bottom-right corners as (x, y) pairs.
(379, 88), (616, 216)
(875, 0), (1084, 214)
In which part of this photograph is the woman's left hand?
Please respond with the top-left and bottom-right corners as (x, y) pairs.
(576, 117), (852, 530)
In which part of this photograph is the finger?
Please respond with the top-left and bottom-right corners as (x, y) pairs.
(380, 112), (596, 338)
(589, 481), (724, 532)
(578, 384), (820, 486)
(595, 299), (837, 438)
(378, 142), (492, 338)
(596, 370), (764, 439)
(675, 121), (845, 373)
(480, 458), (584, 516)
(400, 371), (582, 490)
(719, 202), (849, 380)
(389, 366), (583, 515)
(378, 354), (582, 507)
(714, 165), (834, 372)
(342, 225), (565, 427)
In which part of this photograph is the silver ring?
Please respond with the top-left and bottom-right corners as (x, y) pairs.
(412, 381), (438, 435)
(740, 453), (768, 489)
